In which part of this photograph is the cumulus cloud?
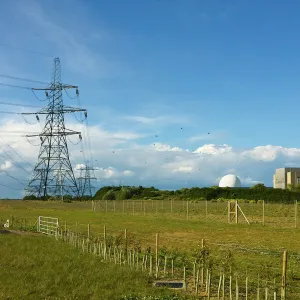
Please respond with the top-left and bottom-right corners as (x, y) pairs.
(2, 116), (300, 197)
(0, 161), (12, 170)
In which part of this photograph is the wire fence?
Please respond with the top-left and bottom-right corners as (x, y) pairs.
(92, 199), (300, 228)
(2, 215), (300, 299)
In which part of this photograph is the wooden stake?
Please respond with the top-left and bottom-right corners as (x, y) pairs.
(155, 233), (159, 278)
(124, 228), (127, 258)
(281, 250), (287, 300)
(218, 273), (222, 299)
(201, 239), (204, 285)
(257, 274), (260, 300)
(123, 200), (125, 214)
(295, 200), (297, 228)
(195, 268), (200, 296)
(222, 273), (225, 300)
(235, 200), (238, 224)
(186, 201), (189, 220)
(113, 200), (116, 213)
(263, 200), (265, 226)
(171, 199), (173, 215)
(230, 274), (232, 300)
(235, 275), (239, 300)
(208, 271), (211, 300)
(88, 223), (90, 239)
(133, 200), (135, 215)
(206, 200), (208, 221)
(105, 200), (108, 213)
(246, 276), (248, 300)
(193, 262), (196, 287)
(183, 266), (187, 292)
(149, 254), (153, 276)
(103, 225), (107, 259)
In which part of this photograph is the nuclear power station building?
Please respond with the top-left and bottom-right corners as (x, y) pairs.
(273, 168), (300, 189)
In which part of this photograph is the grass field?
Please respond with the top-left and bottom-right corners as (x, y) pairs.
(0, 233), (186, 300)
(1, 199), (300, 298)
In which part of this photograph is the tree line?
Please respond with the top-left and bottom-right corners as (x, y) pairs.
(23, 183), (300, 203)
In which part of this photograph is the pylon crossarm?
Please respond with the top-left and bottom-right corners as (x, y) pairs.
(22, 107), (86, 115)
(31, 84), (78, 90)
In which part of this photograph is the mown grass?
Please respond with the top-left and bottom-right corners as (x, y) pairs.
(1, 199), (300, 296)
(0, 234), (185, 300)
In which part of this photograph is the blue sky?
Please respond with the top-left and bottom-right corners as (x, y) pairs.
(1, 0), (300, 197)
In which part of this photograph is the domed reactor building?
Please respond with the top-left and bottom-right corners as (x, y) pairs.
(219, 174), (241, 188)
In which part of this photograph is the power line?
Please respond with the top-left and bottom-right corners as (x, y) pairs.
(0, 110), (22, 114)
(0, 82), (32, 90)
(0, 43), (54, 58)
(0, 101), (41, 108)
(0, 170), (27, 185)
(0, 182), (23, 191)
(0, 150), (31, 174)
(0, 74), (49, 85)
(0, 136), (33, 168)
(0, 148), (32, 173)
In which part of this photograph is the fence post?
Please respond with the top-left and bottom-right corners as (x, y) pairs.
(186, 201), (189, 220)
(295, 200), (297, 228)
(155, 233), (159, 278)
(124, 228), (127, 259)
(205, 200), (208, 221)
(104, 225), (107, 259)
(123, 200), (125, 214)
(37, 216), (40, 232)
(263, 200), (265, 226)
(201, 239), (204, 285)
(88, 223), (90, 239)
(281, 250), (287, 300)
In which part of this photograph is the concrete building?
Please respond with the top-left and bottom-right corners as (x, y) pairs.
(273, 168), (300, 189)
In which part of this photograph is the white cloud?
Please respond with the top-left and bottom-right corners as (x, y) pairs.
(0, 161), (12, 170)
(3, 117), (300, 197)
(124, 115), (189, 127)
(123, 170), (134, 177)
(152, 143), (184, 152)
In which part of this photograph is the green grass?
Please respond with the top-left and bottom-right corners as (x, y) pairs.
(1, 200), (300, 298)
(0, 234), (184, 300)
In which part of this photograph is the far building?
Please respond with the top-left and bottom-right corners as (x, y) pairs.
(273, 168), (300, 189)
(219, 174), (241, 188)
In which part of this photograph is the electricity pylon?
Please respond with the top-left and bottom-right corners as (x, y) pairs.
(77, 165), (97, 197)
(23, 57), (86, 199)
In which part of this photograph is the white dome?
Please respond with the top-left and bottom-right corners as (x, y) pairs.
(219, 174), (241, 188)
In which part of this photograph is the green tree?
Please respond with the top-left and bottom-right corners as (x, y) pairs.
(251, 183), (266, 190)
(103, 190), (116, 200)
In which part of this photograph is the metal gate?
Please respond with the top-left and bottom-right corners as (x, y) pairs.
(38, 216), (59, 236)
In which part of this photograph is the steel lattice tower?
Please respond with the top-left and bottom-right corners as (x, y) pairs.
(23, 57), (86, 199)
(77, 166), (97, 197)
